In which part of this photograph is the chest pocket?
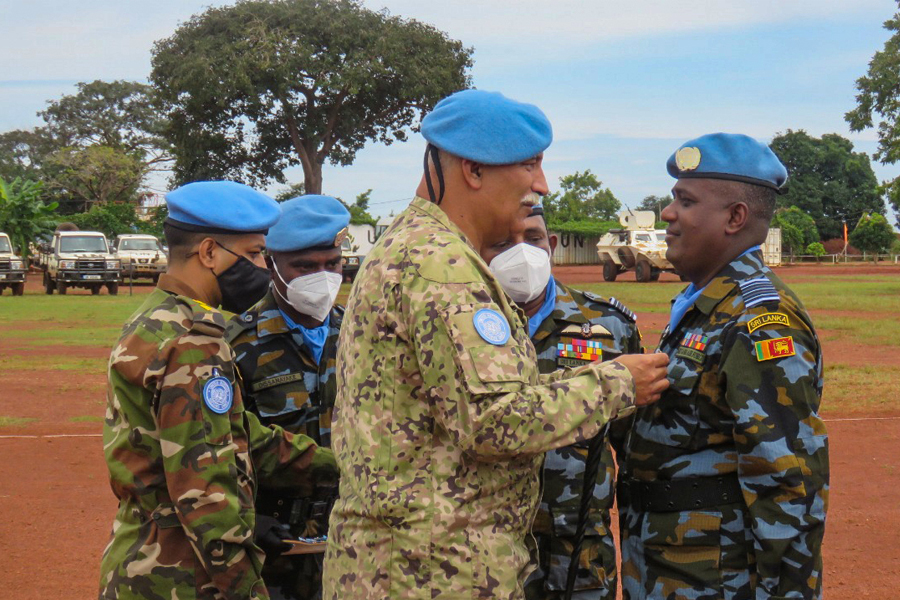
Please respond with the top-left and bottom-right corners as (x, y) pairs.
(440, 303), (530, 396)
(249, 372), (313, 419)
(667, 354), (703, 396)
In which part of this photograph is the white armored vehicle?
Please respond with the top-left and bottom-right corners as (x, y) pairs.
(596, 211), (676, 282)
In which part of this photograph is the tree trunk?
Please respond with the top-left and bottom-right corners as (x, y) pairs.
(304, 161), (323, 195)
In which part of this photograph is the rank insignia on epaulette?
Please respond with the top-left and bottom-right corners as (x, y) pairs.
(747, 312), (789, 334)
(581, 323), (592, 337)
(755, 336), (795, 361)
(675, 333), (708, 364)
(557, 337), (602, 364)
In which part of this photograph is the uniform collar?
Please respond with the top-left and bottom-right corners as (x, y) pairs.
(693, 248), (768, 315)
(531, 279), (589, 342)
(157, 273), (215, 310)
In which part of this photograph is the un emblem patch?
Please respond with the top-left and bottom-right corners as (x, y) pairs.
(203, 376), (233, 414)
(472, 309), (511, 346)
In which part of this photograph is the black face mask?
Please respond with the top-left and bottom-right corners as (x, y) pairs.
(213, 242), (271, 314)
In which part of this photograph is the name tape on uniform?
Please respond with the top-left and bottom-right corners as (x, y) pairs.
(747, 313), (789, 334)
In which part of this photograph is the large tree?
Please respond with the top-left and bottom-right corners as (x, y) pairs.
(45, 146), (147, 211)
(0, 177), (58, 262)
(850, 212), (896, 258)
(769, 130), (882, 240)
(846, 6), (900, 227)
(543, 170), (622, 226)
(151, 0), (472, 193)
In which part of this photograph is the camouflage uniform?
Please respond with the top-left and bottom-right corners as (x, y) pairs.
(618, 249), (829, 600)
(99, 274), (337, 600)
(227, 289), (343, 599)
(526, 282), (642, 600)
(322, 197), (638, 600)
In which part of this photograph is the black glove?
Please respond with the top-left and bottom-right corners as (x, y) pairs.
(253, 514), (293, 558)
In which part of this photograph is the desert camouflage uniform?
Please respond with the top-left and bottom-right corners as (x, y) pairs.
(618, 249), (829, 600)
(99, 274), (337, 600)
(227, 289), (343, 599)
(322, 197), (638, 600)
(526, 281), (642, 600)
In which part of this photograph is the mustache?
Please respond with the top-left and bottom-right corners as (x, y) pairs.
(520, 192), (542, 206)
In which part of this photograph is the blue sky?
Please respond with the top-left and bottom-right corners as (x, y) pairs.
(1, 0), (897, 225)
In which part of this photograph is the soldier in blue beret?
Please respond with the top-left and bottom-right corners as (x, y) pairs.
(99, 181), (338, 600)
(618, 133), (829, 600)
(226, 194), (350, 600)
(323, 90), (670, 600)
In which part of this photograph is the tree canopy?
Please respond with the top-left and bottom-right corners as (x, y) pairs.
(543, 169), (622, 233)
(850, 212), (896, 256)
(769, 130), (883, 240)
(151, 0), (472, 193)
(772, 206), (819, 255)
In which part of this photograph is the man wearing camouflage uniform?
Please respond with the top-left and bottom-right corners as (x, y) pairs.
(618, 133), (829, 600)
(99, 182), (337, 600)
(322, 90), (670, 600)
(483, 208), (642, 600)
(228, 195), (350, 599)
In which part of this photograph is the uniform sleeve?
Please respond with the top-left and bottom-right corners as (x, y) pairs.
(247, 411), (338, 494)
(719, 309), (829, 600)
(155, 333), (267, 600)
(412, 294), (636, 461)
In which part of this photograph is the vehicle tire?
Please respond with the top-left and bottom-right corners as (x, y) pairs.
(635, 259), (652, 283)
(107, 282), (119, 296)
(57, 281), (68, 295)
(650, 268), (661, 281)
(12, 282), (25, 296)
(91, 285), (101, 295)
(602, 261), (618, 282)
(44, 272), (55, 294)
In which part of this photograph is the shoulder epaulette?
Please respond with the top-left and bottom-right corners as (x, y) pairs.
(583, 291), (637, 322)
(189, 306), (228, 338)
(738, 277), (781, 308)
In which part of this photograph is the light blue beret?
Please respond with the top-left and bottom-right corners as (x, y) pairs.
(266, 195), (351, 253)
(667, 133), (788, 190)
(165, 181), (281, 234)
(421, 89), (552, 165)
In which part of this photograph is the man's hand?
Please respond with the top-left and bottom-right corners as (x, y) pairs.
(254, 514), (293, 558)
(614, 352), (670, 406)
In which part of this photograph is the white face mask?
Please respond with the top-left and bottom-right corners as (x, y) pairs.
(272, 263), (342, 323)
(489, 242), (552, 303)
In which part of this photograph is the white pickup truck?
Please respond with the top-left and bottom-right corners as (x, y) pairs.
(40, 230), (121, 295)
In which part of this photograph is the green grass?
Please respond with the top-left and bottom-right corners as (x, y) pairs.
(578, 281), (681, 314)
(822, 364), (900, 413)
(815, 314), (900, 347)
(788, 278), (900, 313)
(69, 415), (104, 423)
(0, 355), (108, 373)
(0, 293), (147, 324)
(0, 416), (39, 428)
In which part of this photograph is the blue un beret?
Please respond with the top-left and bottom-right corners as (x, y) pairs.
(421, 89), (552, 165)
(266, 195), (351, 253)
(165, 181), (281, 234)
(667, 133), (788, 191)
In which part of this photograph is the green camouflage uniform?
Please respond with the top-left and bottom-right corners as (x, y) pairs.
(526, 281), (642, 600)
(99, 274), (337, 600)
(227, 289), (343, 599)
(322, 197), (638, 600)
(618, 249), (829, 600)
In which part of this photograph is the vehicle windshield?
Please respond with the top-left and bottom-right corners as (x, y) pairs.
(59, 236), (108, 253)
(0, 237), (10, 253)
(656, 232), (667, 243)
(120, 239), (161, 251)
(634, 233), (652, 243)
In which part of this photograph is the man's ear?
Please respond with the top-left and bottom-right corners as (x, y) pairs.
(460, 159), (484, 190)
(196, 237), (218, 269)
(549, 233), (558, 255)
(725, 202), (750, 235)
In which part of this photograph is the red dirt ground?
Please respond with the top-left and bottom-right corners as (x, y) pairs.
(0, 266), (897, 598)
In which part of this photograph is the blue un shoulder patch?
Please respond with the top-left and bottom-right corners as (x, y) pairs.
(739, 277), (780, 308)
(203, 376), (233, 414)
(472, 309), (511, 346)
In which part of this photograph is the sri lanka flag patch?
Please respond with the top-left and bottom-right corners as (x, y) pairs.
(755, 336), (795, 361)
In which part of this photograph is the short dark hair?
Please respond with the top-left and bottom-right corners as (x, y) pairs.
(740, 182), (777, 222)
(163, 222), (249, 264)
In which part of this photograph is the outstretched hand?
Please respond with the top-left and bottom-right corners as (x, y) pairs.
(614, 352), (670, 406)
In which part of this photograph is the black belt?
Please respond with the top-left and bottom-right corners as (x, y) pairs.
(618, 474), (743, 513)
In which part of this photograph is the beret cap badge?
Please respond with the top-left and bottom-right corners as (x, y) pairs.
(675, 147), (702, 171)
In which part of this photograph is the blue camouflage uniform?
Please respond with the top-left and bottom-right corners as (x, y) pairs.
(618, 134), (829, 600)
(525, 279), (642, 600)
